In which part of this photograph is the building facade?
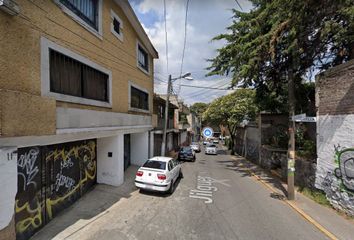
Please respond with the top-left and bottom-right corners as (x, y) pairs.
(0, 1), (158, 239)
(150, 95), (179, 157)
(315, 59), (354, 217)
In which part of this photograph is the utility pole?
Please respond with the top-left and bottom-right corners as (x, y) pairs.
(161, 73), (192, 156)
(287, 60), (296, 200)
(161, 75), (172, 156)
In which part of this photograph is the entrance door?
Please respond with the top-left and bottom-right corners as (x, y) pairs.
(124, 134), (131, 170)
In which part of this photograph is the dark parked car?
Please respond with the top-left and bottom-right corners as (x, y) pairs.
(178, 146), (196, 161)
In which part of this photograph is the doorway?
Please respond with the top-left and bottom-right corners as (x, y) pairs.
(124, 134), (131, 170)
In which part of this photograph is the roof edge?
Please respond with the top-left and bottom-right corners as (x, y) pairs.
(115, 0), (159, 59)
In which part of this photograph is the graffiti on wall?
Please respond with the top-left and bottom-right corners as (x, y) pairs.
(17, 148), (40, 191)
(334, 145), (354, 193)
(15, 140), (97, 240)
(15, 146), (44, 240)
(45, 140), (96, 219)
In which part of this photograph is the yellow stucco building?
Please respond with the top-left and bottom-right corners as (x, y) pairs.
(0, 1), (158, 239)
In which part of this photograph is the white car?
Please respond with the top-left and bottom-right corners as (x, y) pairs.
(213, 139), (219, 144)
(205, 144), (217, 155)
(135, 157), (182, 193)
(190, 142), (201, 152)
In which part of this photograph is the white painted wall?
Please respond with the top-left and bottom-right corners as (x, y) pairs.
(149, 132), (154, 158)
(181, 131), (187, 144)
(316, 114), (354, 215)
(167, 133), (173, 151)
(56, 107), (152, 130)
(0, 147), (17, 230)
(131, 132), (149, 166)
(97, 135), (124, 186)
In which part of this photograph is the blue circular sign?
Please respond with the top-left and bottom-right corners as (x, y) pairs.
(202, 127), (214, 138)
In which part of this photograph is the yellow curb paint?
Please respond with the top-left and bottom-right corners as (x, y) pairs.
(231, 156), (338, 240)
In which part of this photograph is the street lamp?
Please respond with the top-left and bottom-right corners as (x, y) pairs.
(161, 73), (193, 156)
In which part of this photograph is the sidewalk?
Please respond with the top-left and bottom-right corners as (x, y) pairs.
(231, 155), (354, 240)
(31, 165), (140, 240)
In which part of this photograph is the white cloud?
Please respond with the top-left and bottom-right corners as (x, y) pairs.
(130, 0), (253, 104)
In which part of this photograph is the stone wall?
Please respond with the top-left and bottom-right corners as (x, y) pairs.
(316, 59), (354, 216)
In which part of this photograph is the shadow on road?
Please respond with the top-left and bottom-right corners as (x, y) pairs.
(139, 176), (183, 198)
(217, 156), (288, 197)
(32, 165), (140, 240)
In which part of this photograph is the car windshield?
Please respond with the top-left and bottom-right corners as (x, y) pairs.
(142, 160), (166, 170)
(208, 144), (216, 148)
(181, 147), (192, 152)
(191, 142), (198, 145)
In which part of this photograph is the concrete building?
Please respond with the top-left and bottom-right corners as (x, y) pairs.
(187, 112), (201, 142)
(0, 1), (158, 239)
(160, 94), (191, 146)
(150, 95), (179, 157)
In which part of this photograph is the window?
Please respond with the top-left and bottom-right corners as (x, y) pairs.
(137, 44), (149, 73)
(49, 49), (108, 102)
(113, 18), (120, 34)
(59, 0), (99, 30)
(143, 160), (166, 170)
(131, 86), (149, 111)
(168, 161), (174, 171)
(111, 10), (123, 41)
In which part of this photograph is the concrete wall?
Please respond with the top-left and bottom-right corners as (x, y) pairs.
(0, 148), (17, 232)
(316, 59), (354, 216)
(0, 0), (155, 137)
(97, 135), (124, 186)
(131, 132), (149, 166)
(180, 131), (187, 145)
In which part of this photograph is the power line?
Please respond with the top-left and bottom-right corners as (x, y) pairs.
(178, 0), (191, 95)
(180, 84), (231, 90)
(178, 81), (231, 99)
(235, 0), (243, 11)
(164, 0), (169, 73)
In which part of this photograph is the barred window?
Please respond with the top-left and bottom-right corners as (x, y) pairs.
(131, 86), (149, 110)
(137, 44), (149, 72)
(60, 0), (99, 30)
(49, 49), (108, 102)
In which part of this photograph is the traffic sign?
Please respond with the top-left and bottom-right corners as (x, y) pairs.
(202, 127), (214, 138)
(291, 113), (316, 122)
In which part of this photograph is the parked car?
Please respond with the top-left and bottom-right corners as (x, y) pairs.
(213, 139), (219, 144)
(203, 139), (209, 145)
(135, 157), (182, 193)
(178, 146), (196, 161)
(190, 142), (201, 152)
(205, 144), (217, 155)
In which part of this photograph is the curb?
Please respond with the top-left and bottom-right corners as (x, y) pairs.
(232, 156), (338, 240)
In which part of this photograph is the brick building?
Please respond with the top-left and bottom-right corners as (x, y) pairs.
(315, 59), (354, 216)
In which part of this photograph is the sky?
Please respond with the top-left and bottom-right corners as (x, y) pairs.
(129, 0), (253, 106)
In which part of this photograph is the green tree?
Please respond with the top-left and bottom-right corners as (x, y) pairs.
(207, 0), (354, 87)
(190, 102), (209, 117)
(203, 89), (257, 154)
(207, 0), (354, 199)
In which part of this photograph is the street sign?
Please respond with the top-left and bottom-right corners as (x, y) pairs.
(291, 114), (316, 122)
(291, 113), (306, 121)
(296, 117), (316, 122)
(202, 127), (214, 138)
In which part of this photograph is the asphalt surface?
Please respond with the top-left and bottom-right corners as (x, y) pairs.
(34, 144), (329, 240)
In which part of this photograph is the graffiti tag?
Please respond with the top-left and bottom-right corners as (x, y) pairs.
(18, 148), (40, 190)
(334, 145), (354, 193)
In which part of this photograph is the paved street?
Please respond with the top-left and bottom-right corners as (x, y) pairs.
(33, 145), (329, 240)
